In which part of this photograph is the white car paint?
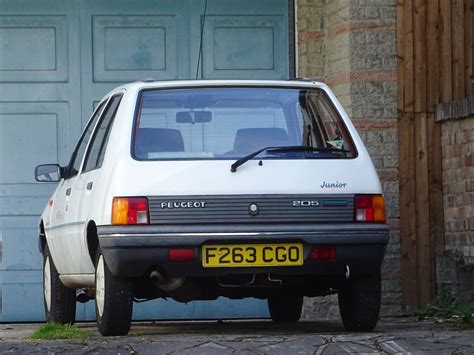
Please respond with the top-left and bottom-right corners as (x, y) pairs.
(39, 80), (383, 284)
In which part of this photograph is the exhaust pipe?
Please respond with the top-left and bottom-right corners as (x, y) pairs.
(76, 290), (91, 303)
(150, 269), (185, 291)
(150, 270), (166, 284)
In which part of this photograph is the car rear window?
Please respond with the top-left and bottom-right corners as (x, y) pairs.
(132, 87), (357, 160)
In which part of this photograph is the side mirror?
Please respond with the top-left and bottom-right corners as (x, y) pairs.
(35, 164), (62, 182)
(176, 111), (212, 123)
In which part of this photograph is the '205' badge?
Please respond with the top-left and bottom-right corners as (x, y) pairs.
(292, 200), (320, 207)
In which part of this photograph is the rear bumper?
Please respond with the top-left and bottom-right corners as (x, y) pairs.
(97, 223), (389, 278)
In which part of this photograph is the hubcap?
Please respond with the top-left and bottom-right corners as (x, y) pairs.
(96, 254), (105, 317)
(44, 256), (51, 312)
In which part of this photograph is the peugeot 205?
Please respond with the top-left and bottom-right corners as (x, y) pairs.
(35, 80), (389, 336)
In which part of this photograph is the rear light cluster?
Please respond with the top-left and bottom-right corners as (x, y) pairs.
(354, 194), (386, 223)
(112, 197), (149, 225)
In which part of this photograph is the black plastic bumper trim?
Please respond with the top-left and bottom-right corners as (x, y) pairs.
(97, 223), (388, 278)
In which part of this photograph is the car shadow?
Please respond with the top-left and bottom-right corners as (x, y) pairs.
(123, 319), (346, 337)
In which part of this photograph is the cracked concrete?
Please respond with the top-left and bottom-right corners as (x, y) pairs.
(0, 318), (473, 354)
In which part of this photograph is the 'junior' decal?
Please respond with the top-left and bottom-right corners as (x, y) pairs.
(320, 181), (348, 188)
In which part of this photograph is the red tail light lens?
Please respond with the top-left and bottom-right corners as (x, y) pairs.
(311, 246), (336, 260)
(168, 248), (195, 262)
(112, 197), (149, 225)
(354, 194), (386, 223)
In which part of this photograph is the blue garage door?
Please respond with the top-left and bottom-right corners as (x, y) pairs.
(0, 0), (291, 321)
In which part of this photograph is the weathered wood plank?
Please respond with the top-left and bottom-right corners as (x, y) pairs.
(464, 0), (472, 96)
(404, 0), (415, 112)
(452, 0), (466, 99)
(414, 0), (427, 112)
(440, 0), (453, 102)
(398, 112), (418, 312)
(414, 112), (433, 306)
(426, 0), (440, 112)
(397, 0), (406, 111)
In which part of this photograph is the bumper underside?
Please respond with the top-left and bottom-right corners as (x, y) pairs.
(97, 223), (389, 279)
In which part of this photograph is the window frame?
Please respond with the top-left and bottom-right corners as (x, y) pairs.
(64, 100), (108, 180)
(82, 94), (123, 174)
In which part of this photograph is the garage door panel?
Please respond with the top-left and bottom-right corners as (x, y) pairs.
(188, 0), (289, 79)
(0, 228), (42, 271)
(0, 195), (52, 216)
(0, 102), (70, 184)
(0, 0), (80, 322)
(0, 15), (69, 82)
(0, 114), (57, 184)
(0, 270), (44, 321)
(201, 15), (287, 79)
(0, 182), (54, 218)
(92, 15), (178, 82)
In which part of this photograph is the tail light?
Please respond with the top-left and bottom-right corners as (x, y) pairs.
(354, 194), (386, 223)
(312, 246), (336, 260)
(112, 197), (149, 225)
(168, 248), (195, 262)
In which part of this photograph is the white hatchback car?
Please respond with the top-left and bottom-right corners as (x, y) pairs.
(36, 80), (388, 336)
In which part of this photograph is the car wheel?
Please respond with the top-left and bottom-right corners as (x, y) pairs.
(95, 248), (133, 336)
(268, 295), (303, 322)
(43, 244), (76, 324)
(338, 271), (381, 332)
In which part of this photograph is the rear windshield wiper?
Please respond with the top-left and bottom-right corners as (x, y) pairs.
(230, 145), (349, 172)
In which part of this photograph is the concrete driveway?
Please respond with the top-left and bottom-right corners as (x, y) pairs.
(0, 318), (473, 354)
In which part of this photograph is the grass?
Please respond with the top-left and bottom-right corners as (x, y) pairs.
(415, 291), (474, 329)
(31, 323), (91, 340)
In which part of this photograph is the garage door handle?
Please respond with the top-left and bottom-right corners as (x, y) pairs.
(66, 188), (71, 196)
(87, 182), (93, 190)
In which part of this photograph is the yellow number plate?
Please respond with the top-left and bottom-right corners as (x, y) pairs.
(202, 243), (304, 268)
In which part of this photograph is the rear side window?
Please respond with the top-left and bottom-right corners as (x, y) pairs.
(83, 94), (122, 173)
(66, 101), (106, 178)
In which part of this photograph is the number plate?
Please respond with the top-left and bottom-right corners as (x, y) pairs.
(202, 243), (303, 268)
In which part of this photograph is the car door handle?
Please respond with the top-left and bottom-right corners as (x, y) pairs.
(87, 182), (93, 190)
(65, 188), (71, 196)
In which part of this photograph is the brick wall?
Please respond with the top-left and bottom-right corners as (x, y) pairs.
(436, 115), (474, 299)
(297, 0), (401, 316)
(441, 116), (474, 262)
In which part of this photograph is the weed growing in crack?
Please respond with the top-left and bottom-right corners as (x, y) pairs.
(415, 290), (474, 329)
(31, 323), (91, 340)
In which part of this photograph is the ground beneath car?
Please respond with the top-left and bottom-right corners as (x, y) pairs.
(0, 318), (473, 354)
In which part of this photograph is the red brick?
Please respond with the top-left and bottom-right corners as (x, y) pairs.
(325, 20), (396, 39)
(454, 144), (463, 157)
(298, 31), (325, 43)
(465, 155), (472, 167)
(327, 22), (350, 37)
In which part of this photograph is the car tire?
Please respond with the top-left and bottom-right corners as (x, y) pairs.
(95, 248), (133, 336)
(338, 271), (381, 332)
(268, 295), (303, 322)
(43, 244), (76, 324)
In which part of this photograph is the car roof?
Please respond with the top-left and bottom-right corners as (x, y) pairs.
(104, 79), (330, 97)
